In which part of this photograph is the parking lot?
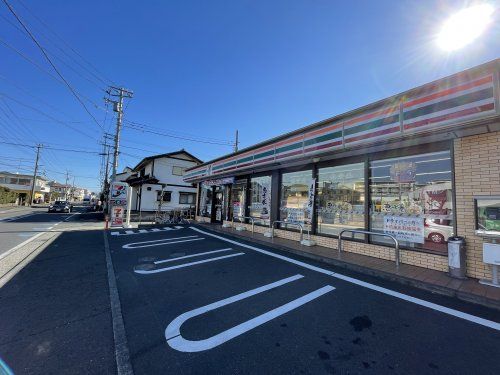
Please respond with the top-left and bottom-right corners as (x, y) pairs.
(108, 225), (500, 374)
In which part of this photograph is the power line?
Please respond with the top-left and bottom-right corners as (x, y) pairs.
(2, 0), (104, 131)
(123, 122), (234, 146)
(0, 93), (97, 140)
(124, 119), (234, 144)
(15, 0), (116, 86)
(0, 140), (101, 154)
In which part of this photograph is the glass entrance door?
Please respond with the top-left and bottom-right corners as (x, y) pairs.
(213, 186), (224, 223)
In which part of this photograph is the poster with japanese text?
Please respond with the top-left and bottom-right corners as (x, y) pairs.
(383, 215), (424, 244)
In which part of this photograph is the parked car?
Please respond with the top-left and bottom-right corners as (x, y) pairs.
(48, 201), (72, 213)
(424, 218), (453, 243)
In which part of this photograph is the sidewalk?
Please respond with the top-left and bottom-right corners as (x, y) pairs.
(198, 223), (500, 311)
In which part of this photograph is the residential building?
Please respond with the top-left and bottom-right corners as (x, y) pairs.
(48, 181), (72, 201)
(184, 59), (500, 283)
(0, 171), (50, 204)
(121, 150), (202, 212)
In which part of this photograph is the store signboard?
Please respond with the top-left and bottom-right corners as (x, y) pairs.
(110, 182), (128, 205)
(203, 177), (235, 186)
(111, 205), (124, 227)
(383, 215), (424, 244)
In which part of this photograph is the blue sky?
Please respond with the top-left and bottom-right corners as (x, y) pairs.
(0, 0), (498, 192)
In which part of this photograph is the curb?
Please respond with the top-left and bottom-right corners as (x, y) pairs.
(201, 224), (500, 311)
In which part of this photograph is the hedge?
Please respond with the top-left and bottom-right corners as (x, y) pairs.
(0, 186), (18, 204)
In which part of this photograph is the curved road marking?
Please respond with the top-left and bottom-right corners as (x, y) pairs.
(189, 226), (500, 332)
(165, 274), (334, 352)
(136, 252), (244, 274)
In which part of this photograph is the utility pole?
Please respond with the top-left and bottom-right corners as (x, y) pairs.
(234, 130), (239, 153)
(28, 144), (42, 206)
(64, 171), (70, 201)
(72, 176), (76, 202)
(105, 86), (133, 181)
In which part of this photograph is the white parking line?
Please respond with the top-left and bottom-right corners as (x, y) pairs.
(135, 252), (244, 274)
(122, 235), (202, 249)
(165, 274), (335, 352)
(155, 248), (234, 264)
(190, 227), (500, 332)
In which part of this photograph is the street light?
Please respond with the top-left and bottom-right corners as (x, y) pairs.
(436, 3), (495, 51)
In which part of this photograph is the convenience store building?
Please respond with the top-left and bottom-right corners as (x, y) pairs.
(184, 59), (500, 281)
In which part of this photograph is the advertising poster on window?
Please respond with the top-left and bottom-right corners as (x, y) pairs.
(390, 162), (416, 183)
(306, 178), (316, 218)
(383, 215), (424, 243)
(111, 205), (124, 227)
(260, 182), (270, 219)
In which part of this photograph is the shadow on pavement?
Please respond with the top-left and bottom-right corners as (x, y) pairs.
(0, 228), (114, 374)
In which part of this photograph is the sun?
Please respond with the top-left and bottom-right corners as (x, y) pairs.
(436, 3), (495, 51)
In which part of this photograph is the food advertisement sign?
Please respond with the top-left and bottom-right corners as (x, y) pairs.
(111, 206), (124, 227)
(383, 215), (424, 244)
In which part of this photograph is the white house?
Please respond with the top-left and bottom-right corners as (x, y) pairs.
(120, 150), (202, 212)
(0, 171), (50, 204)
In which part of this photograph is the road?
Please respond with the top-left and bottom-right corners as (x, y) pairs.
(0, 206), (83, 258)
(1, 222), (499, 374)
(108, 225), (500, 374)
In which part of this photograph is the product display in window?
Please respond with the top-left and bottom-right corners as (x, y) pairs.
(316, 163), (365, 237)
(370, 151), (453, 254)
(249, 176), (272, 225)
(199, 184), (212, 218)
(280, 170), (312, 230)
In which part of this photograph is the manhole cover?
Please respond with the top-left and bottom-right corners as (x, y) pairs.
(170, 252), (186, 258)
(138, 256), (156, 262)
(134, 263), (156, 271)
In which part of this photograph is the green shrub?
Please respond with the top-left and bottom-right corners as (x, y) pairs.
(0, 186), (18, 204)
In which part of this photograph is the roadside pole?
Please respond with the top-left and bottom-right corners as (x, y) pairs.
(125, 185), (133, 228)
(28, 144), (41, 206)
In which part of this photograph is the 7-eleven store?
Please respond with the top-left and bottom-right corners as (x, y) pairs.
(184, 59), (500, 281)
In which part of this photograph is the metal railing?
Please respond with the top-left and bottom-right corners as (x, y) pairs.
(338, 229), (400, 267)
(233, 216), (256, 233)
(268, 220), (304, 242)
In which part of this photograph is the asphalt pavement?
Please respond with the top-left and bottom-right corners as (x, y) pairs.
(0, 207), (83, 258)
(108, 225), (500, 374)
(0, 218), (114, 374)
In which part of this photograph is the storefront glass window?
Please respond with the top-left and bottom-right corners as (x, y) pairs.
(198, 183), (212, 218)
(231, 180), (247, 219)
(280, 170), (313, 230)
(369, 150), (453, 254)
(249, 175), (272, 225)
(316, 163), (365, 236)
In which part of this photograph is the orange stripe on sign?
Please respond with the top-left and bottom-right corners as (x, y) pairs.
(304, 122), (343, 138)
(404, 75), (493, 108)
(274, 135), (303, 148)
(344, 106), (399, 127)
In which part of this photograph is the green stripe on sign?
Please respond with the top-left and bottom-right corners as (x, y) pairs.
(254, 150), (274, 159)
(276, 141), (302, 154)
(238, 156), (253, 164)
(344, 114), (399, 136)
(304, 130), (342, 146)
(404, 87), (493, 121)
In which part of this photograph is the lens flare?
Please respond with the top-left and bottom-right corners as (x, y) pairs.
(436, 4), (495, 51)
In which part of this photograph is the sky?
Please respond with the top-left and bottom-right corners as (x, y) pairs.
(0, 0), (498, 192)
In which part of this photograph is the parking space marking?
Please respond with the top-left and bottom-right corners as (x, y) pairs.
(190, 227), (500, 331)
(165, 274), (334, 352)
(111, 226), (185, 236)
(122, 235), (203, 249)
(135, 252), (244, 274)
(154, 248), (234, 264)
